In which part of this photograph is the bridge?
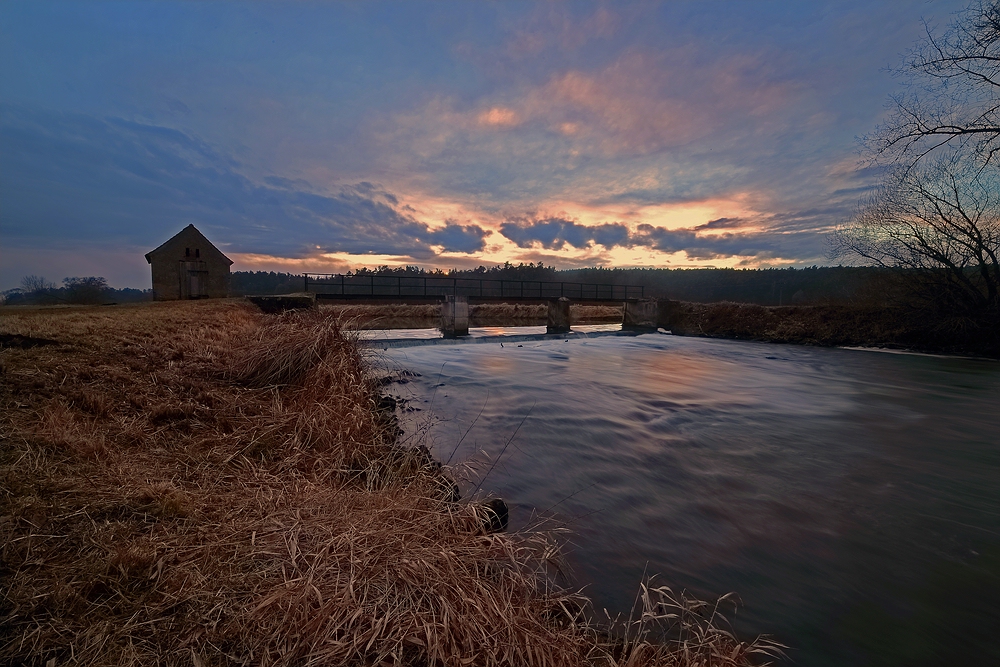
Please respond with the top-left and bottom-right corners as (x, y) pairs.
(302, 273), (644, 301)
(301, 273), (659, 338)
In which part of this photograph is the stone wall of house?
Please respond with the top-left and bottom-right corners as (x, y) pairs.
(147, 225), (232, 300)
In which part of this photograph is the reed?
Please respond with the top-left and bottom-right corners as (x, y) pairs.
(0, 300), (777, 666)
(604, 584), (784, 667)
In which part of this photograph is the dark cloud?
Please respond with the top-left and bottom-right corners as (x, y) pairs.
(498, 214), (782, 260)
(500, 217), (630, 250)
(427, 223), (491, 253)
(694, 217), (747, 231)
(631, 224), (777, 260)
(0, 105), (487, 259)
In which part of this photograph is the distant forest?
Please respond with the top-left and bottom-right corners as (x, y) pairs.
(233, 264), (880, 306)
(1, 276), (151, 306)
(1, 265), (883, 306)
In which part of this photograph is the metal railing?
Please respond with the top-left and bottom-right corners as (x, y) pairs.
(303, 274), (644, 300)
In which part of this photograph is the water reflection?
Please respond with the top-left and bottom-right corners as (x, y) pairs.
(355, 323), (621, 341)
(381, 334), (1000, 666)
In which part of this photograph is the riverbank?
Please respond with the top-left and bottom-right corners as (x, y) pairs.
(0, 300), (778, 666)
(320, 302), (623, 329)
(659, 300), (1000, 358)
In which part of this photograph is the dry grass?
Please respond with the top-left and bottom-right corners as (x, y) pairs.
(658, 299), (1000, 356)
(0, 300), (778, 666)
(321, 303), (441, 329)
(319, 303), (623, 329)
(659, 300), (908, 346)
(605, 585), (784, 667)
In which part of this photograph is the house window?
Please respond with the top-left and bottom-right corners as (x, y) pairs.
(195, 248), (200, 258)
(186, 247), (190, 257)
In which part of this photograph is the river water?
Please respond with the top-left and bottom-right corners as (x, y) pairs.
(374, 331), (1000, 666)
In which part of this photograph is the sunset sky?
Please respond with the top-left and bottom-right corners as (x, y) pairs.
(0, 0), (971, 289)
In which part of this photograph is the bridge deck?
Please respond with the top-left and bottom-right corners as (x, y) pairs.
(303, 274), (644, 301)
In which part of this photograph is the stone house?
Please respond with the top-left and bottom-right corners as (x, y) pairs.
(145, 224), (233, 300)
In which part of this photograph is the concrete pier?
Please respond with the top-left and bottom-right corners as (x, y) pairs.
(546, 297), (571, 334)
(623, 298), (659, 330)
(440, 295), (469, 338)
(656, 299), (682, 331)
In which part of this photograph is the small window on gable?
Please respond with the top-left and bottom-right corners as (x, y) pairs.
(195, 248), (200, 258)
(185, 247), (190, 257)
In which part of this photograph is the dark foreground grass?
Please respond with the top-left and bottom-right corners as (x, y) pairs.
(0, 300), (780, 666)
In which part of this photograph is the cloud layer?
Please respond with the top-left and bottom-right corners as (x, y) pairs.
(0, 106), (489, 262)
(0, 1), (969, 288)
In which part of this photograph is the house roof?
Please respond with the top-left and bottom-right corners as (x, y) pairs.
(145, 224), (234, 265)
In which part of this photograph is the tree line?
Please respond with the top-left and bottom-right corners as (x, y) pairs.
(2, 276), (150, 306)
(4, 266), (891, 307)
(236, 265), (891, 306)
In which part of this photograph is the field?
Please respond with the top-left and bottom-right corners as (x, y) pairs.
(0, 300), (778, 666)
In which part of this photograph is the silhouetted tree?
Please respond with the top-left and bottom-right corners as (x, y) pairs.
(20, 275), (53, 294)
(869, 1), (1000, 167)
(62, 276), (109, 304)
(833, 157), (1000, 317)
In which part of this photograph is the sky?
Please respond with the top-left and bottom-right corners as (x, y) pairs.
(0, 0), (972, 290)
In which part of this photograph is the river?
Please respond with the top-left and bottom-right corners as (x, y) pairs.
(373, 330), (1000, 666)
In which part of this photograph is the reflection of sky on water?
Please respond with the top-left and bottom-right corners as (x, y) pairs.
(355, 323), (621, 341)
(380, 334), (1000, 666)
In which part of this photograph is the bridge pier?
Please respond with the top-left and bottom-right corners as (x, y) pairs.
(440, 295), (469, 338)
(546, 297), (571, 334)
(623, 298), (659, 331)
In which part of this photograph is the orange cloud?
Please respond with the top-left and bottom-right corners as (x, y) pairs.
(478, 107), (520, 127)
(518, 51), (793, 155)
(385, 47), (797, 167)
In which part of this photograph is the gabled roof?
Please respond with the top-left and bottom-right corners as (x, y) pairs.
(145, 224), (233, 265)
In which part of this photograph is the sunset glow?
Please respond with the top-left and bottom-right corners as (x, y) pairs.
(0, 0), (969, 288)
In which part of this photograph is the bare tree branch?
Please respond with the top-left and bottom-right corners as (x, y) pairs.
(832, 157), (1000, 315)
(867, 2), (1000, 167)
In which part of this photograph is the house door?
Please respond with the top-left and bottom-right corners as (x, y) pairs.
(188, 271), (209, 298)
(180, 261), (209, 299)
(189, 272), (202, 298)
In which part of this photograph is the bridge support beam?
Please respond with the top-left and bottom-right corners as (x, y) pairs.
(440, 295), (469, 338)
(623, 298), (659, 331)
(546, 297), (571, 334)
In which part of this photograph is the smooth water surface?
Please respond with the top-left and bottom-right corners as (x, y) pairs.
(378, 334), (1000, 666)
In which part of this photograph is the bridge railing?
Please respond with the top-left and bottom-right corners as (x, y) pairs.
(302, 274), (644, 300)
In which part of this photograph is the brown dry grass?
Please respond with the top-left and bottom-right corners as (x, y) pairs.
(0, 300), (778, 666)
(319, 303), (623, 329)
(658, 299), (1000, 355)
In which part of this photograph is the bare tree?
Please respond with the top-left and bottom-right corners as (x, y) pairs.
(833, 157), (1000, 316)
(868, 1), (1000, 167)
(20, 275), (53, 294)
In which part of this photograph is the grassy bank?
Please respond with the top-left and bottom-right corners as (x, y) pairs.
(1, 300), (777, 666)
(660, 300), (1000, 358)
(321, 302), (623, 329)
